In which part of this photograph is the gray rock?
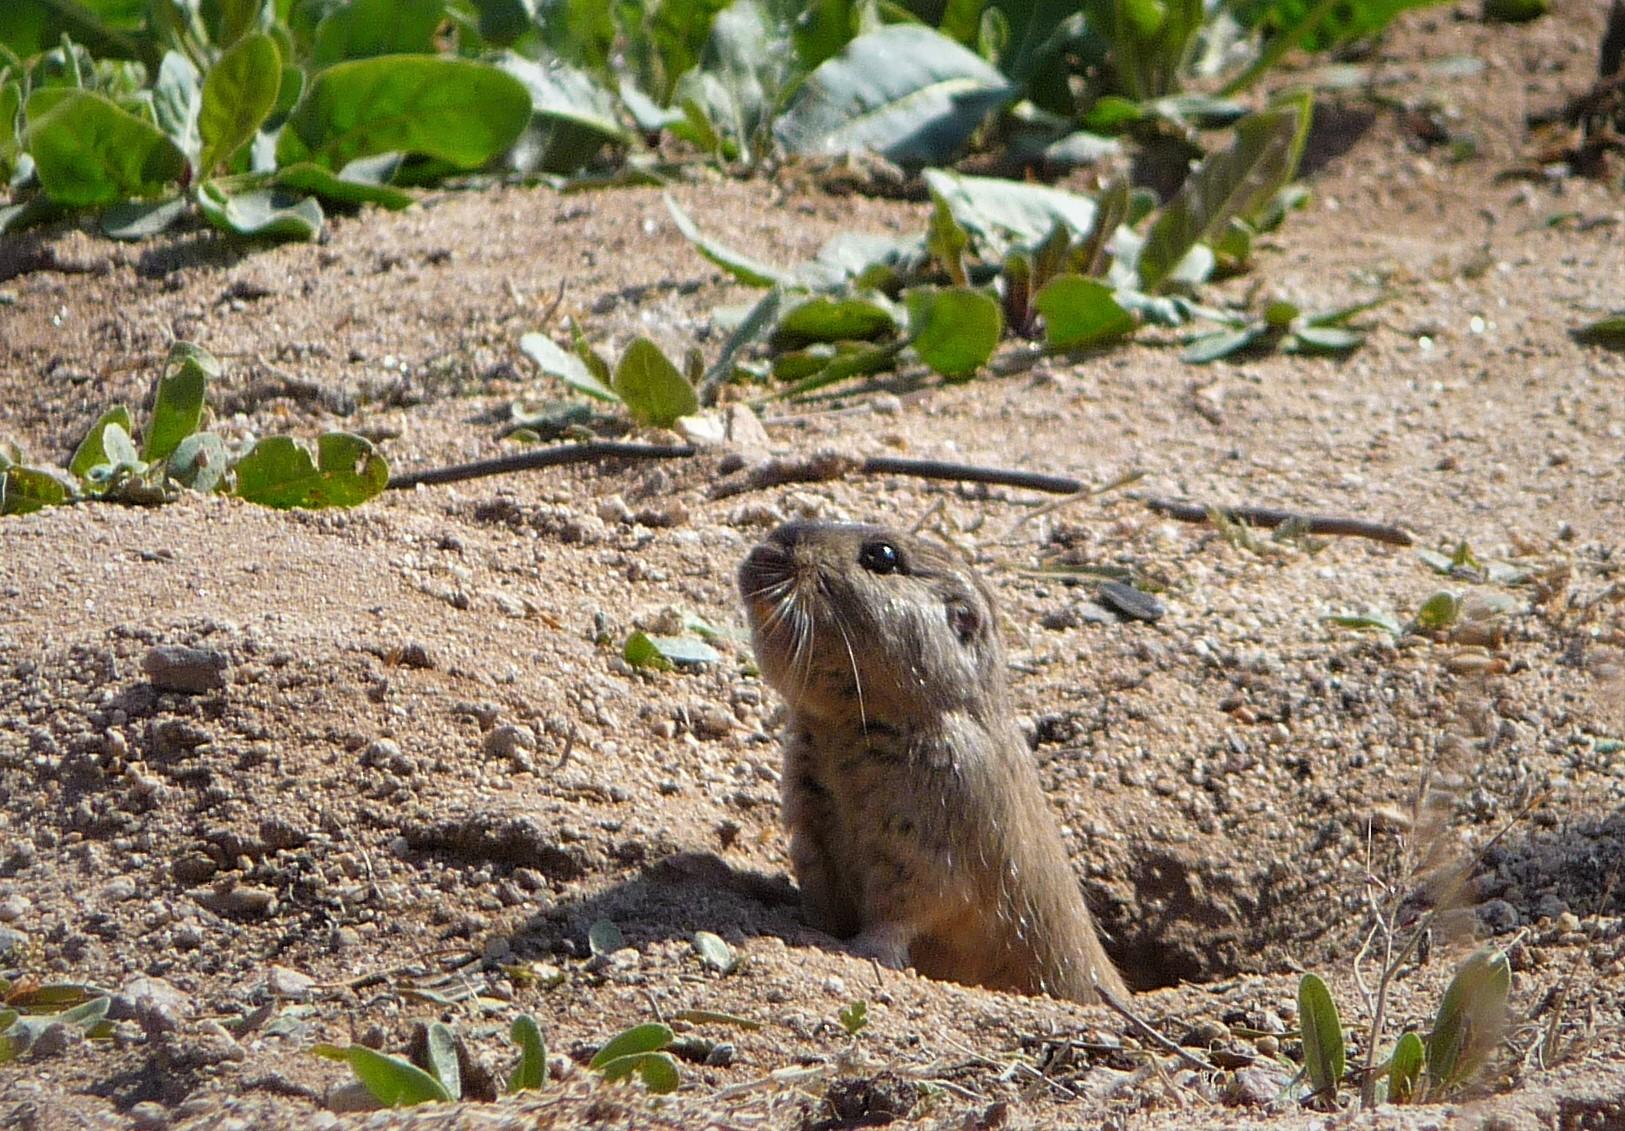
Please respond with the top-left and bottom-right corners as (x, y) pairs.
(143, 645), (230, 693)
(1476, 898), (1520, 933)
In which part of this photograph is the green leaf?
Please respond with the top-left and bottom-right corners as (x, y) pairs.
(492, 52), (630, 176)
(1327, 609), (1403, 636)
(69, 405), (134, 481)
(1413, 590), (1460, 630)
(168, 432), (229, 493)
(586, 918), (625, 955)
(0, 464), (73, 515)
(313, 1043), (453, 1107)
(1034, 275), (1136, 350)
(612, 338), (699, 428)
(274, 162), (414, 210)
(100, 197), (188, 240)
(506, 1014), (547, 1094)
(927, 194), (971, 286)
(311, 0), (447, 65)
(519, 332), (619, 402)
(597, 1050), (679, 1093)
(1298, 972), (1344, 1097)
(1572, 314), (1625, 347)
(589, 1022), (674, 1069)
(776, 24), (1014, 165)
(624, 631), (721, 669)
(99, 423), (140, 469)
(692, 931), (738, 974)
(906, 287), (1002, 379)
(197, 183), (324, 241)
(1425, 947), (1510, 1092)
(232, 433), (389, 509)
(1182, 326), (1265, 363)
(277, 56), (531, 172)
(152, 51), (201, 164)
(199, 32), (281, 175)
(143, 342), (215, 464)
(1137, 96), (1310, 291)
(423, 1022), (462, 1100)
(1388, 1030), (1425, 1103)
(838, 1000), (869, 1035)
(664, 193), (794, 288)
(773, 296), (897, 349)
(924, 169), (1101, 259)
(1286, 324), (1363, 354)
(24, 87), (187, 206)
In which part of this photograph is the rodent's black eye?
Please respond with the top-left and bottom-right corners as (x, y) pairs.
(857, 540), (901, 575)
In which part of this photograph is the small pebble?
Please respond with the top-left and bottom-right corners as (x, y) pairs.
(143, 645), (230, 693)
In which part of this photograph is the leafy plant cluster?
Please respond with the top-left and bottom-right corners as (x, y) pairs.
(0, 979), (114, 1063)
(314, 1014), (548, 1106)
(0, 341), (389, 516)
(1, 0), (1449, 240)
(524, 93), (1372, 416)
(1295, 947), (1511, 1107)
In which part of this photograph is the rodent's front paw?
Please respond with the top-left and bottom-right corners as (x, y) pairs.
(848, 923), (913, 969)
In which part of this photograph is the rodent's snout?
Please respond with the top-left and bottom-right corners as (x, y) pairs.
(737, 539), (792, 605)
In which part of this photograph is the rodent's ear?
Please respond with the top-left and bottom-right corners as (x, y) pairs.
(946, 598), (981, 643)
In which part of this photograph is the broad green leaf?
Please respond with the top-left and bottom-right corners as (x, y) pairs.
(612, 338), (699, 427)
(924, 169), (1101, 259)
(1034, 275), (1136, 350)
(0, 1), (147, 64)
(24, 88), (186, 206)
(664, 193), (794, 288)
(100, 422), (139, 468)
(274, 161), (414, 209)
(928, 194), (971, 286)
(768, 341), (902, 399)
(1, 465), (72, 515)
(776, 24), (1014, 165)
(197, 183), (324, 241)
(1182, 326), (1263, 363)
(589, 1023), (675, 1069)
(906, 288), (1002, 379)
(597, 1050), (679, 1093)
(773, 297), (897, 349)
(492, 52), (629, 176)
(519, 332), (618, 402)
(168, 432), (229, 493)
(152, 51), (201, 164)
(1298, 973), (1344, 1097)
(423, 1022), (461, 1100)
(1425, 947), (1510, 1092)
(0, 80), (22, 177)
(625, 631), (721, 669)
(506, 1014), (546, 1094)
(586, 918), (625, 955)
(472, 0), (537, 45)
(1389, 1030), (1424, 1103)
(312, 0), (446, 66)
(143, 342), (215, 464)
(69, 405), (134, 481)
(1413, 591), (1460, 630)
(277, 56), (531, 171)
(1137, 96), (1310, 291)
(232, 433), (389, 509)
(100, 197), (188, 240)
(692, 931), (738, 973)
(200, 32), (281, 175)
(312, 1043), (452, 1107)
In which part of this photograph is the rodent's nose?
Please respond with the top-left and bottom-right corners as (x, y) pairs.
(738, 539), (793, 598)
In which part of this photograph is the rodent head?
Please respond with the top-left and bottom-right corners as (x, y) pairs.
(738, 521), (1008, 728)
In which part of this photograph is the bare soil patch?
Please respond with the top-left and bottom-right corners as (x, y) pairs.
(2, 3), (1622, 1128)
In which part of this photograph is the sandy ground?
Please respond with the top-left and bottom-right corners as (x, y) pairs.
(1, 3), (1622, 1128)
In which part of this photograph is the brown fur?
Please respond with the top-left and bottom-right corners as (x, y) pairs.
(738, 521), (1128, 1003)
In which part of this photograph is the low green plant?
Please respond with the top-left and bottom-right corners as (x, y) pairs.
(314, 1014), (549, 1107)
(0, 980), (114, 1064)
(1293, 946), (1512, 1106)
(0, 341), (388, 516)
(837, 999), (869, 1037)
(588, 1021), (681, 1093)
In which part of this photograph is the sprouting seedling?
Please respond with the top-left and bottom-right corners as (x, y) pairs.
(312, 1038), (456, 1107)
(837, 1000), (869, 1037)
(506, 1014), (547, 1094)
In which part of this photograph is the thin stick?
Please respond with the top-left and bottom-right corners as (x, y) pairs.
(386, 442), (697, 490)
(1141, 496), (1413, 546)
(1094, 982), (1218, 1074)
